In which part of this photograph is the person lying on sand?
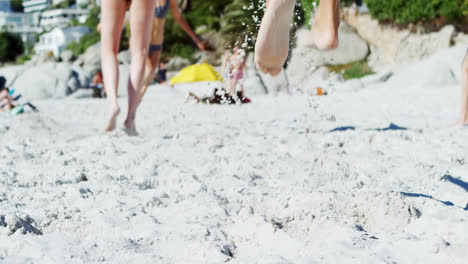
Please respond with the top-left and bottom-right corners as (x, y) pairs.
(457, 51), (468, 126)
(223, 46), (251, 104)
(0, 86), (38, 114)
(255, 0), (340, 76)
(139, 0), (206, 101)
(0, 86), (14, 112)
(100, 0), (156, 133)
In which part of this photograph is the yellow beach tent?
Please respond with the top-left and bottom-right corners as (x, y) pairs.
(170, 63), (223, 85)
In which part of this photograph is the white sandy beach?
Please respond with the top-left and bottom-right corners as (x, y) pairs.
(1, 65), (467, 263)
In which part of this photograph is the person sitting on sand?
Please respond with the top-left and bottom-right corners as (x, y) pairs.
(223, 46), (251, 104)
(100, 0), (156, 133)
(89, 70), (105, 97)
(139, 0), (205, 100)
(457, 51), (468, 125)
(157, 61), (167, 84)
(255, 0), (340, 76)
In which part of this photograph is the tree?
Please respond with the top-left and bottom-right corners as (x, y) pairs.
(0, 31), (24, 62)
(10, 0), (24, 12)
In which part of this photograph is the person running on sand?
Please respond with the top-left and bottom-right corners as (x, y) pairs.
(223, 46), (250, 103)
(457, 51), (468, 126)
(255, 0), (340, 76)
(139, 0), (205, 100)
(100, 0), (156, 133)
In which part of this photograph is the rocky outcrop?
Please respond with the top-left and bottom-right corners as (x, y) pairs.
(60, 50), (74, 63)
(338, 45), (466, 92)
(287, 22), (369, 89)
(117, 50), (131, 65)
(344, 8), (457, 69)
(73, 42), (101, 74)
(13, 63), (92, 100)
(166, 57), (191, 71)
(194, 51), (220, 66)
(382, 45), (465, 89)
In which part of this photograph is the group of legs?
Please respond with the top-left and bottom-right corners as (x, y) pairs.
(256, 0), (468, 126)
(100, 0), (467, 133)
(100, 0), (204, 133)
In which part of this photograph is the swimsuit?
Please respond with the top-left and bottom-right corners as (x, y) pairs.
(154, 0), (170, 19)
(232, 70), (244, 81)
(149, 1), (170, 52)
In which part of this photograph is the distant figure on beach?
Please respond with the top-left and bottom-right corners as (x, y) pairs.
(457, 51), (468, 126)
(100, 0), (156, 133)
(255, 0), (340, 76)
(90, 70), (105, 97)
(0, 85), (14, 112)
(157, 61), (167, 84)
(139, 0), (205, 101)
(223, 46), (250, 103)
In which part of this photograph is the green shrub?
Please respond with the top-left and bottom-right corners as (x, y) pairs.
(364, 0), (466, 24)
(220, 0), (266, 49)
(0, 31), (24, 63)
(163, 1), (230, 59)
(326, 60), (374, 80)
(168, 43), (195, 60)
(67, 31), (101, 57)
(10, 0), (23, 12)
(66, 5), (101, 56)
(16, 54), (32, 65)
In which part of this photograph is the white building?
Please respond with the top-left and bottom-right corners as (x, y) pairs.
(23, 0), (52, 13)
(35, 26), (90, 57)
(0, 11), (41, 45)
(40, 8), (89, 30)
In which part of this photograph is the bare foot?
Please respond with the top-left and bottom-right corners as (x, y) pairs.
(105, 105), (120, 132)
(254, 0), (296, 76)
(303, 0), (340, 50)
(123, 119), (138, 136)
(455, 119), (468, 126)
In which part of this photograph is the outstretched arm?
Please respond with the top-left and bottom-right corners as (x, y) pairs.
(169, 0), (205, 51)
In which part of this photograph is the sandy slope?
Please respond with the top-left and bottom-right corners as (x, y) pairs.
(0, 82), (467, 263)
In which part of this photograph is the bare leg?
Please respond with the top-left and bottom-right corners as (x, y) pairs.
(254, 0), (296, 76)
(304, 0), (340, 50)
(100, 0), (126, 131)
(457, 54), (468, 125)
(124, 0), (156, 133)
(140, 50), (161, 102)
(225, 78), (237, 95)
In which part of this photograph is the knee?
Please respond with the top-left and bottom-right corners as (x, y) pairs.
(131, 46), (148, 62)
(101, 46), (118, 59)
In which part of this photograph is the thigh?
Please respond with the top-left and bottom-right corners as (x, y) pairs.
(100, 0), (127, 53)
(129, 0), (157, 52)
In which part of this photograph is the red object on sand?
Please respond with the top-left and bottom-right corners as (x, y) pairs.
(316, 87), (326, 96)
